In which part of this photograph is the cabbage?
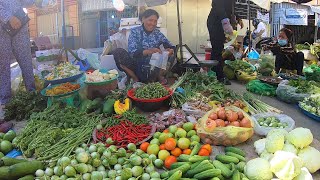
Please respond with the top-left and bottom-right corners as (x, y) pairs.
(283, 142), (298, 155)
(254, 138), (266, 155)
(244, 158), (273, 180)
(286, 128), (313, 149)
(260, 150), (274, 161)
(265, 133), (285, 153)
(298, 146), (320, 173)
(293, 167), (313, 180)
(270, 151), (303, 180)
(268, 129), (288, 138)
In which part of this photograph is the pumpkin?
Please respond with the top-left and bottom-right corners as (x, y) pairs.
(114, 98), (131, 115)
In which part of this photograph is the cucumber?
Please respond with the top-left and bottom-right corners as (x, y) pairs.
(232, 170), (241, 180)
(184, 160), (213, 178)
(226, 152), (245, 161)
(18, 175), (35, 180)
(188, 155), (209, 163)
(236, 162), (246, 172)
(0, 157), (28, 167)
(167, 170), (182, 180)
(190, 161), (202, 169)
(180, 178), (197, 180)
(177, 154), (191, 162)
(170, 162), (191, 169)
(212, 160), (233, 178)
(103, 99), (116, 115)
(210, 178), (221, 180)
(8, 160), (44, 179)
(0, 166), (9, 180)
(168, 163), (191, 176)
(225, 147), (246, 157)
(193, 169), (221, 179)
(190, 143), (201, 156)
(216, 155), (239, 164)
(160, 171), (169, 179)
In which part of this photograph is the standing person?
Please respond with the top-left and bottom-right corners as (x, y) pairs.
(207, 0), (234, 85)
(0, 0), (35, 108)
(252, 18), (267, 48)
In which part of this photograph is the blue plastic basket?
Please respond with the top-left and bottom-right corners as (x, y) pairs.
(5, 149), (22, 158)
(298, 103), (320, 122)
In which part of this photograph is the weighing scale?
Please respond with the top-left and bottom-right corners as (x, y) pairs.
(198, 60), (219, 77)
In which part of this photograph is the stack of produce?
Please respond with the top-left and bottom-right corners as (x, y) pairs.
(4, 91), (46, 121)
(256, 116), (289, 129)
(241, 92), (282, 114)
(134, 82), (169, 99)
(246, 80), (277, 96)
(45, 82), (81, 96)
(35, 143), (162, 180)
(15, 105), (100, 160)
(288, 79), (320, 94)
(226, 60), (257, 82)
(300, 95), (320, 117)
(0, 130), (16, 157)
(162, 146), (248, 179)
(252, 128), (320, 179)
(148, 109), (187, 131)
(85, 69), (118, 83)
(0, 157), (43, 179)
(258, 54), (275, 76)
(45, 62), (81, 80)
(197, 106), (254, 146)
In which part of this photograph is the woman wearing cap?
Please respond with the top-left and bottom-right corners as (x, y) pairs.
(265, 28), (304, 75)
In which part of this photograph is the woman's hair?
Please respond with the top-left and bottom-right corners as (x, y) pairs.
(280, 28), (293, 39)
(140, 9), (159, 21)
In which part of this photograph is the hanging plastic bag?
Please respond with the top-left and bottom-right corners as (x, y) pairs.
(276, 80), (310, 103)
(248, 48), (260, 59)
(77, 48), (101, 70)
(149, 45), (169, 70)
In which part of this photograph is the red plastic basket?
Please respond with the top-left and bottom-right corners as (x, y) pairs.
(127, 87), (174, 103)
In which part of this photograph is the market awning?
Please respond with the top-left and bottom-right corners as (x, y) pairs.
(250, 0), (288, 11)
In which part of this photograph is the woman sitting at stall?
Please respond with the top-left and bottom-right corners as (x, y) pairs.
(265, 28), (304, 75)
(128, 9), (175, 84)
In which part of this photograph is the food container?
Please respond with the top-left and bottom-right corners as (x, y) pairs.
(45, 73), (84, 86)
(252, 113), (295, 136)
(196, 106), (254, 146)
(127, 87), (173, 112)
(298, 103), (320, 122)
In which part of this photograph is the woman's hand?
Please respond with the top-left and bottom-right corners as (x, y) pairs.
(166, 48), (174, 56)
(143, 48), (161, 56)
(9, 16), (22, 30)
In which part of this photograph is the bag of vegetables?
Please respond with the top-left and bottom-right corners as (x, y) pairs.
(196, 106), (254, 146)
(276, 80), (310, 103)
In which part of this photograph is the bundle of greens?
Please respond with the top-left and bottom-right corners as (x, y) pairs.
(288, 79), (320, 94)
(227, 60), (256, 74)
(135, 82), (169, 99)
(4, 91), (46, 121)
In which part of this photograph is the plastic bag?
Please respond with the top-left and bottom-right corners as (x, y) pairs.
(182, 103), (207, 118)
(276, 80), (310, 103)
(246, 80), (277, 96)
(259, 52), (275, 76)
(77, 48), (100, 70)
(117, 71), (128, 90)
(101, 40), (113, 57)
(235, 70), (257, 82)
(252, 113), (295, 136)
(149, 45), (169, 70)
(248, 48), (260, 59)
(196, 106), (254, 146)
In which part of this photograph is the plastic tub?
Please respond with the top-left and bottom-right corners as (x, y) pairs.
(45, 73), (84, 85)
(252, 113), (295, 136)
(127, 87), (173, 112)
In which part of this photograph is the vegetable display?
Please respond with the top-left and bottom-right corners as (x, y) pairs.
(85, 69), (118, 83)
(227, 60), (255, 74)
(148, 109), (187, 131)
(114, 98), (131, 115)
(257, 116), (288, 128)
(304, 65), (320, 82)
(95, 121), (153, 148)
(45, 82), (81, 96)
(0, 130), (16, 156)
(46, 62), (81, 80)
(246, 80), (277, 96)
(135, 82), (169, 99)
(300, 95), (320, 117)
(288, 79), (320, 94)
(4, 91), (46, 121)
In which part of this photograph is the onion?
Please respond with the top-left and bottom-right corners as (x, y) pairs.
(240, 118), (252, 128)
(209, 113), (218, 120)
(229, 121), (240, 127)
(204, 119), (217, 132)
(225, 121), (229, 126)
(215, 119), (225, 127)
(226, 111), (238, 122)
(237, 112), (244, 120)
(217, 109), (226, 120)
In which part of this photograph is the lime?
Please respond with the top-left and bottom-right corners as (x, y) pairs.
(158, 133), (169, 144)
(190, 135), (200, 143)
(187, 130), (197, 138)
(175, 128), (187, 138)
(153, 132), (161, 139)
(177, 138), (191, 150)
(147, 144), (160, 155)
(150, 139), (160, 145)
(168, 125), (178, 134)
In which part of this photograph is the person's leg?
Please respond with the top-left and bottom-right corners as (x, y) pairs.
(295, 52), (304, 75)
(0, 28), (13, 105)
(110, 48), (139, 82)
(12, 26), (35, 92)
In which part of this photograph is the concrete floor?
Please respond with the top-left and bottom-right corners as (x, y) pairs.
(228, 80), (320, 139)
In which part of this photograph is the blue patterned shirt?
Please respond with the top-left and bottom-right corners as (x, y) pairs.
(0, 0), (34, 24)
(128, 25), (174, 58)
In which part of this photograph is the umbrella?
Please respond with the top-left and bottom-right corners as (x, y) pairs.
(291, 0), (312, 3)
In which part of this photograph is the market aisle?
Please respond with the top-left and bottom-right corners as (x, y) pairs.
(228, 81), (320, 139)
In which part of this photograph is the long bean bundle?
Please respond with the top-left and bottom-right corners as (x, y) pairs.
(135, 82), (169, 99)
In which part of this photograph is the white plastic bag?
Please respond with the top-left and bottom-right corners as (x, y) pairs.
(181, 103), (207, 118)
(117, 71), (127, 90)
(77, 48), (101, 70)
(252, 112), (295, 136)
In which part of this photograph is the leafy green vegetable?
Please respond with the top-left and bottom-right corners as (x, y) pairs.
(286, 128), (313, 149)
(135, 82), (169, 99)
(300, 95), (320, 116)
(295, 44), (310, 50)
(298, 146), (320, 173)
(265, 132), (285, 153)
(244, 158), (273, 180)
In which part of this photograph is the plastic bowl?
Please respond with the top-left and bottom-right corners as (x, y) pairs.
(45, 73), (84, 85)
(41, 82), (82, 97)
(127, 87), (173, 112)
(298, 103), (320, 122)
